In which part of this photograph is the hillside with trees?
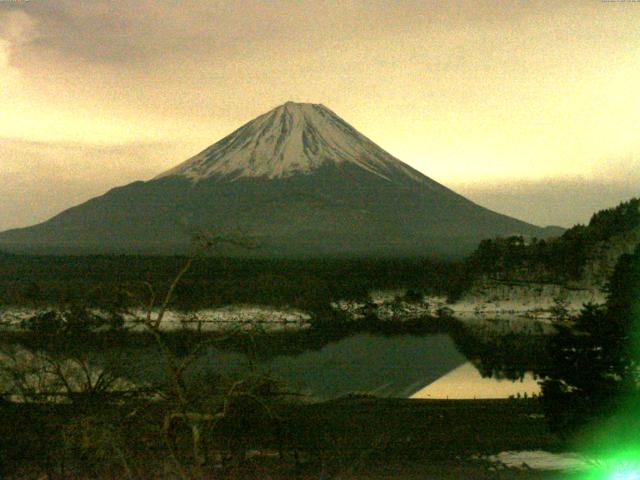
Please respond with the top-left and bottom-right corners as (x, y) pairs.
(540, 243), (640, 433)
(467, 197), (640, 288)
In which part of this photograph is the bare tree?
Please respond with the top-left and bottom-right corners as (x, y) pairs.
(134, 232), (281, 479)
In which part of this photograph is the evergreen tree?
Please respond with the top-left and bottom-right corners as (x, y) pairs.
(541, 244), (640, 432)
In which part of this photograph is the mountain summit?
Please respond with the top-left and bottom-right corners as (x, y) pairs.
(0, 102), (558, 257)
(156, 102), (426, 185)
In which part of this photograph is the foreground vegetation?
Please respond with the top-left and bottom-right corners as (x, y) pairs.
(0, 396), (562, 479)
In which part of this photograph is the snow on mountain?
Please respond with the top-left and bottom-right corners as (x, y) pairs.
(156, 102), (427, 184)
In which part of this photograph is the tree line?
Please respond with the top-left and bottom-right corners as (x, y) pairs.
(0, 254), (471, 312)
(468, 197), (640, 283)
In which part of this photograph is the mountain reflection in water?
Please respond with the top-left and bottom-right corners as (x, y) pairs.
(3, 317), (551, 402)
(114, 319), (549, 401)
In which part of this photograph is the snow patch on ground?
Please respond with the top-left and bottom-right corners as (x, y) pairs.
(453, 282), (605, 320)
(130, 305), (312, 331)
(0, 305), (312, 332)
(363, 284), (605, 323)
(486, 450), (588, 471)
(0, 282), (605, 334)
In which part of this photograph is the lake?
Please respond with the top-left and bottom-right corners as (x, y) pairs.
(0, 307), (547, 402)
(101, 325), (544, 401)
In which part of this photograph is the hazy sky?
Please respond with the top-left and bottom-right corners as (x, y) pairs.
(1, 0), (639, 230)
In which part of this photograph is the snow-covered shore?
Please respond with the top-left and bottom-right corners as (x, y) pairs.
(0, 279), (605, 333)
(484, 450), (589, 471)
(0, 305), (312, 332)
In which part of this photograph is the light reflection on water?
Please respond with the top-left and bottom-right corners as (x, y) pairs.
(411, 362), (540, 400)
(179, 326), (545, 401)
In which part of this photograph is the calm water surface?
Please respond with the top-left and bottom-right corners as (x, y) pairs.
(109, 326), (543, 401)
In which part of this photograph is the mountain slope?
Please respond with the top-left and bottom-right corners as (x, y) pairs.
(0, 102), (556, 257)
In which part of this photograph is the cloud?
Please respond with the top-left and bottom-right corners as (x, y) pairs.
(0, 1), (593, 69)
(3, 1), (368, 66)
(0, 8), (35, 90)
(0, 8), (37, 44)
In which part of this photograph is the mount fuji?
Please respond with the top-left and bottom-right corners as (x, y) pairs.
(0, 102), (559, 257)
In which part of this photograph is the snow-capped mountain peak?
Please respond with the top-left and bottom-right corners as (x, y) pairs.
(0, 102), (552, 256)
(155, 102), (426, 184)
